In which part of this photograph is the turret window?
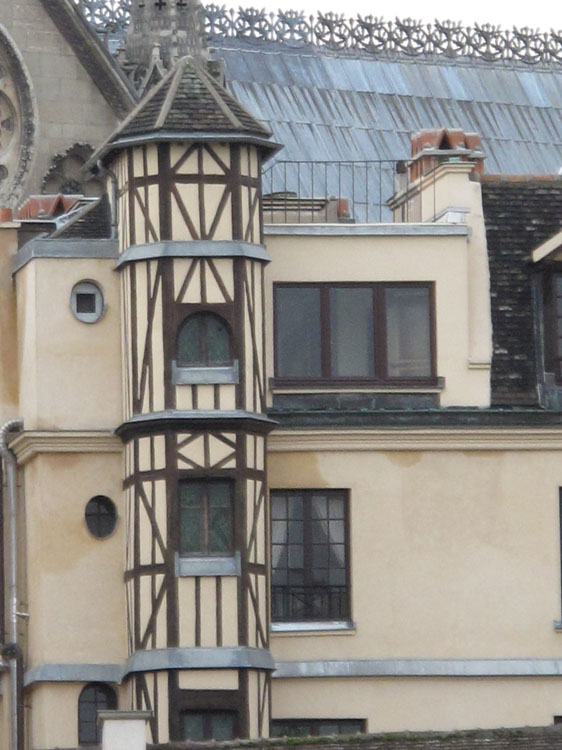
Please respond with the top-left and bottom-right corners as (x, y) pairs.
(177, 312), (232, 367)
(179, 479), (233, 556)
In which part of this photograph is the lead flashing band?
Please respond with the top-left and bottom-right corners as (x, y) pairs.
(116, 409), (277, 441)
(175, 551), (241, 577)
(172, 360), (239, 385)
(273, 658), (562, 679)
(24, 663), (122, 687)
(264, 223), (470, 237)
(124, 647), (275, 676)
(115, 240), (270, 268)
(12, 238), (119, 274)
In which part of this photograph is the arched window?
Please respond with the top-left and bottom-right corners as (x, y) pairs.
(78, 682), (117, 745)
(177, 312), (232, 367)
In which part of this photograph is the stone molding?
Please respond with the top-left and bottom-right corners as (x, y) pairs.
(9, 430), (122, 465)
(268, 427), (562, 452)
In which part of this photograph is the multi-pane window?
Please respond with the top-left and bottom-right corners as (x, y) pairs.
(78, 683), (117, 745)
(274, 283), (434, 383)
(177, 312), (231, 367)
(179, 480), (233, 556)
(270, 490), (349, 622)
(271, 719), (365, 737)
(182, 711), (236, 740)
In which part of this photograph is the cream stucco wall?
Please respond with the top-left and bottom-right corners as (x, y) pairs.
(265, 231), (489, 407)
(15, 257), (122, 430)
(268, 442), (562, 660)
(24, 452), (126, 665)
(272, 676), (562, 732)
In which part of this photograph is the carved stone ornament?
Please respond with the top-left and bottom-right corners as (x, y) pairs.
(0, 25), (35, 208)
(42, 143), (105, 197)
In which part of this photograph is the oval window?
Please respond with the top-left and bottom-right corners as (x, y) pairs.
(85, 495), (118, 539)
(71, 281), (105, 323)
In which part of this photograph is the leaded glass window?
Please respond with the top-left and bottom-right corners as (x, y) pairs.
(177, 312), (231, 367)
(179, 480), (233, 556)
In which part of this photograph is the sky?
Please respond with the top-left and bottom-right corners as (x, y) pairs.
(250, 0), (562, 33)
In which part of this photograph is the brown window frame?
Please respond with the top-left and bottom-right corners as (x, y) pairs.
(270, 489), (351, 623)
(273, 281), (437, 386)
(178, 478), (234, 557)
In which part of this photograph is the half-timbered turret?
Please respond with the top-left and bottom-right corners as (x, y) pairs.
(92, 55), (279, 744)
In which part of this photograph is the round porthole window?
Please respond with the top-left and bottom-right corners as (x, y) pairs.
(70, 280), (105, 323)
(85, 496), (118, 539)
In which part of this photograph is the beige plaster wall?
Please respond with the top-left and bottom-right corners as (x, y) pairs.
(15, 257), (122, 429)
(265, 232), (489, 407)
(28, 681), (129, 750)
(268, 445), (562, 660)
(272, 676), (562, 732)
(24, 452), (126, 665)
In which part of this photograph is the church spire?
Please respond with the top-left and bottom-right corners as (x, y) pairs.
(125, 0), (208, 72)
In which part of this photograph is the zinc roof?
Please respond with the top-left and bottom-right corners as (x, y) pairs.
(212, 40), (562, 173)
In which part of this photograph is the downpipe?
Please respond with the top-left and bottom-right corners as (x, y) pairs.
(0, 418), (24, 750)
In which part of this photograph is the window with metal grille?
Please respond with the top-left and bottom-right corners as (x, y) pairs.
(270, 490), (350, 622)
(179, 480), (233, 556)
(78, 683), (117, 745)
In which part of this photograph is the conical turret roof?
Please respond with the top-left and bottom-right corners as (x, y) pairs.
(91, 56), (278, 165)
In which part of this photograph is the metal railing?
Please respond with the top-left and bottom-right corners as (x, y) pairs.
(262, 159), (400, 224)
(271, 584), (350, 621)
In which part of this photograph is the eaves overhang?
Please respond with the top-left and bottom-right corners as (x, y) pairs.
(87, 130), (282, 172)
(531, 229), (562, 264)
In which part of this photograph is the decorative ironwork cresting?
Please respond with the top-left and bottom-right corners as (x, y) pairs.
(73, 0), (562, 65)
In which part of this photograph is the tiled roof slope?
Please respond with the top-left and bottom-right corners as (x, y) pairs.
(52, 194), (112, 239)
(117, 55), (271, 141)
(481, 176), (562, 406)
(214, 40), (562, 173)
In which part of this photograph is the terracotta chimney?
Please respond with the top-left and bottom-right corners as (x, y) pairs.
(409, 128), (484, 182)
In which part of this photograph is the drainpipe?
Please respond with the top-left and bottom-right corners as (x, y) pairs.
(0, 418), (24, 750)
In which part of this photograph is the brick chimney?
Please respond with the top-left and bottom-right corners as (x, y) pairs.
(409, 128), (484, 182)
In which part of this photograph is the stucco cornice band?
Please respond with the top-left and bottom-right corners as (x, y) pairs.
(123, 647), (275, 676)
(117, 410), (277, 440)
(268, 427), (562, 452)
(264, 223), (470, 237)
(12, 238), (119, 274)
(274, 658), (562, 679)
(24, 663), (122, 687)
(9, 431), (122, 464)
(115, 240), (270, 268)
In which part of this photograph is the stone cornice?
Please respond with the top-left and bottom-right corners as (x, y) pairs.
(10, 431), (122, 465)
(268, 427), (562, 452)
